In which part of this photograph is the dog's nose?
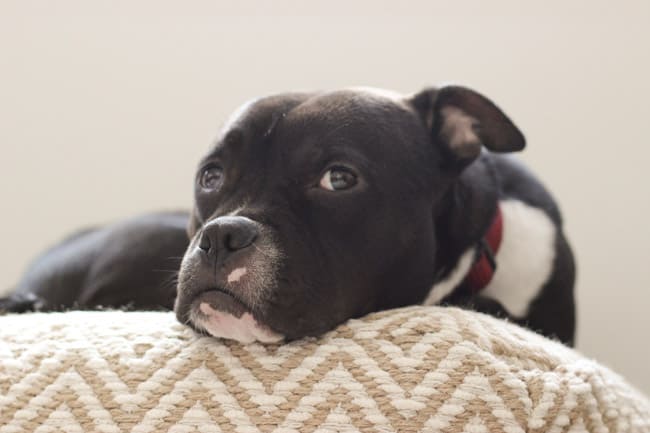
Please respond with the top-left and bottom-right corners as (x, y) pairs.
(198, 216), (259, 259)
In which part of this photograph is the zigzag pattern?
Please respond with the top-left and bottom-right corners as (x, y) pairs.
(1, 307), (649, 432)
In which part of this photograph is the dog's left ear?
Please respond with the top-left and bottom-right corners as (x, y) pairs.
(409, 85), (525, 170)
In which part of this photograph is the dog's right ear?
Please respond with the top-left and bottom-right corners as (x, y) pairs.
(408, 85), (525, 171)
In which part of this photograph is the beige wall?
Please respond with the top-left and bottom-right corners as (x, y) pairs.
(1, 1), (649, 393)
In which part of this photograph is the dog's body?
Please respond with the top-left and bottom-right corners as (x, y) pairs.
(1, 86), (575, 345)
(425, 153), (575, 345)
(1, 212), (188, 312)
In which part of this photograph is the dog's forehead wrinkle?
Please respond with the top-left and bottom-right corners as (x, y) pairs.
(247, 93), (314, 129)
(211, 94), (310, 154)
(263, 111), (287, 139)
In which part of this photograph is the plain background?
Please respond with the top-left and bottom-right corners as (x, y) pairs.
(1, 1), (649, 393)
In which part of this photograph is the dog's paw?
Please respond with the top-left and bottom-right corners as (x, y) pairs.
(0, 292), (43, 314)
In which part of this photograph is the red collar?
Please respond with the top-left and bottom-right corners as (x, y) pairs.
(464, 205), (503, 293)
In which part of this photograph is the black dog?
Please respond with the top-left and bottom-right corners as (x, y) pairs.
(2, 85), (575, 346)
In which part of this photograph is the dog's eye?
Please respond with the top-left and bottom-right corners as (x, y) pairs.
(319, 166), (358, 191)
(199, 165), (223, 190)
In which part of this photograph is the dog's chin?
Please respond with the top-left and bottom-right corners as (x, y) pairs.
(189, 289), (284, 344)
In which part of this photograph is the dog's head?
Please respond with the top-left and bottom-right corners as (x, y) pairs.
(174, 85), (525, 343)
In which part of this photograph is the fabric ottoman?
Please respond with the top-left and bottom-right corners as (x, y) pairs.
(1, 306), (648, 432)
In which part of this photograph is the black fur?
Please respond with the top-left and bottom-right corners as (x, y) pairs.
(2, 212), (188, 312)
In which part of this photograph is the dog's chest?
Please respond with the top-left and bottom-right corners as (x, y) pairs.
(425, 199), (557, 318)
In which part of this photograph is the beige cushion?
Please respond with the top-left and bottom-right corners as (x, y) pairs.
(1, 306), (648, 432)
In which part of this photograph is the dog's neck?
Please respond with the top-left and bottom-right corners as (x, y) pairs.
(434, 154), (500, 283)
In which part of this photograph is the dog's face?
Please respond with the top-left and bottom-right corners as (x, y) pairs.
(174, 86), (524, 342)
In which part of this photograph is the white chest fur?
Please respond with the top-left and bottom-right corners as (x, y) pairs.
(424, 199), (557, 318)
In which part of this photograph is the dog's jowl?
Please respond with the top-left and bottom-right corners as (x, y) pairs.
(3, 85), (575, 346)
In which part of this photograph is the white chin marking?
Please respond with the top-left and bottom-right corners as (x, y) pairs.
(227, 267), (247, 283)
(197, 302), (284, 344)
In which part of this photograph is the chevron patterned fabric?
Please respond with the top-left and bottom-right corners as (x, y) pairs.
(1, 306), (648, 433)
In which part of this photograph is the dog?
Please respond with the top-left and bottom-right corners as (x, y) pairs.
(1, 85), (576, 346)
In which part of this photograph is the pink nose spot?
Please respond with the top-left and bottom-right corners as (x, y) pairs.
(227, 267), (247, 283)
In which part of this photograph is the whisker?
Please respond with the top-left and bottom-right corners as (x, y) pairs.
(152, 269), (181, 274)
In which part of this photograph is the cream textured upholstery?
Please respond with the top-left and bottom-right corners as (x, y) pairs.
(1, 306), (649, 432)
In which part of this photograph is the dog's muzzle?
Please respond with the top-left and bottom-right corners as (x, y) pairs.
(175, 216), (284, 343)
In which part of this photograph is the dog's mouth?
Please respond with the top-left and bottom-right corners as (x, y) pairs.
(189, 288), (284, 344)
(194, 287), (251, 317)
